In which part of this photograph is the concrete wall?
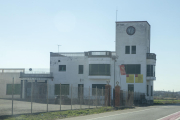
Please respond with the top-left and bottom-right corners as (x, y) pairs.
(115, 21), (153, 100)
(0, 73), (21, 99)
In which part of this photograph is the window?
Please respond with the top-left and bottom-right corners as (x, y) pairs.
(124, 64), (140, 74)
(6, 84), (21, 95)
(125, 46), (130, 54)
(151, 86), (153, 96)
(147, 65), (155, 77)
(59, 65), (66, 71)
(79, 65), (83, 74)
(89, 64), (110, 76)
(128, 84), (134, 92)
(147, 85), (149, 96)
(92, 84), (106, 96)
(55, 84), (69, 95)
(131, 46), (136, 54)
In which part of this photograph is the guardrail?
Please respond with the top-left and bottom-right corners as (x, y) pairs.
(20, 72), (53, 78)
(147, 53), (156, 60)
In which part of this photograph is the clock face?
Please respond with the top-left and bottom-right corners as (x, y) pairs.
(126, 26), (135, 35)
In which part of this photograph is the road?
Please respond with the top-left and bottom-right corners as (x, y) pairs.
(61, 105), (180, 120)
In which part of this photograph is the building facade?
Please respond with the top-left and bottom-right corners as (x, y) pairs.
(49, 21), (156, 102)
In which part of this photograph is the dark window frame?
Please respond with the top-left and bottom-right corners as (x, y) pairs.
(124, 64), (141, 74)
(6, 84), (21, 95)
(92, 84), (106, 96)
(131, 46), (136, 54)
(78, 65), (83, 74)
(89, 64), (110, 76)
(147, 65), (155, 77)
(147, 85), (149, 96)
(59, 65), (66, 71)
(54, 84), (69, 95)
(125, 46), (130, 54)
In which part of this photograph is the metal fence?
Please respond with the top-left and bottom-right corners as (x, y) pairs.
(0, 81), (110, 116)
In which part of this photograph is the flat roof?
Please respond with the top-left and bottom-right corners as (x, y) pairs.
(115, 21), (150, 26)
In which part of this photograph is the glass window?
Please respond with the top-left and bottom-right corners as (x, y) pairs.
(6, 84), (21, 95)
(125, 46), (130, 54)
(79, 65), (83, 74)
(89, 64), (110, 76)
(147, 85), (149, 96)
(128, 84), (134, 92)
(92, 84), (106, 96)
(147, 65), (155, 77)
(151, 86), (153, 96)
(131, 46), (136, 54)
(55, 84), (69, 95)
(124, 64), (141, 74)
(59, 65), (66, 71)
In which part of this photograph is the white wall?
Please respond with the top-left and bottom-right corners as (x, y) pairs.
(0, 73), (21, 99)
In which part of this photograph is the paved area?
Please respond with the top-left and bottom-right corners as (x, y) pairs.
(0, 99), (98, 116)
(60, 105), (180, 120)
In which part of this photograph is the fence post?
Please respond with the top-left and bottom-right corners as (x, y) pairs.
(89, 86), (90, 109)
(31, 78), (33, 114)
(12, 77), (14, 115)
(71, 85), (72, 110)
(96, 86), (97, 108)
(80, 85), (82, 109)
(60, 83), (61, 111)
(47, 80), (48, 112)
(102, 87), (103, 106)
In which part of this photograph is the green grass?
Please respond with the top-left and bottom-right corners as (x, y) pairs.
(3, 107), (122, 120)
(154, 99), (180, 104)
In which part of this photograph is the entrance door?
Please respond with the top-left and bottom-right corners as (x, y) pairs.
(128, 84), (134, 92)
(78, 84), (84, 98)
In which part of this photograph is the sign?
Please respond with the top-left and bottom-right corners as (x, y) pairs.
(126, 74), (134, 83)
(120, 65), (126, 75)
(135, 74), (143, 83)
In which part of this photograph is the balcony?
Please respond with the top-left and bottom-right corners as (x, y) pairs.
(147, 76), (156, 81)
(147, 53), (156, 60)
(20, 72), (53, 78)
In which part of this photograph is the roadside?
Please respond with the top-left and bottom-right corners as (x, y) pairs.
(1, 107), (132, 120)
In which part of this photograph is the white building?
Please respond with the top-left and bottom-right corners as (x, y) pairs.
(49, 21), (156, 102)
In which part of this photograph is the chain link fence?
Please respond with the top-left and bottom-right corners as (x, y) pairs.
(0, 81), (110, 116)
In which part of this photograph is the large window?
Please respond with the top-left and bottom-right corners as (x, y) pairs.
(89, 64), (110, 76)
(6, 84), (21, 95)
(147, 65), (155, 77)
(59, 65), (66, 71)
(125, 46), (130, 54)
(78, 65), (83, 74)
(55, 84), (69, 95)
(92, 84), (106, 96)
(124, 64), (141, 74)
(131, 46), (136, 54)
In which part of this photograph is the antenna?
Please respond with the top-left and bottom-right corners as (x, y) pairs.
(58, 45), (61, 53)
(116, 7), (118, 21)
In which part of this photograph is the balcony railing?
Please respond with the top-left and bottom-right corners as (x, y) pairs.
(147, 53), (156, 60)
(20, 72), (53, 78)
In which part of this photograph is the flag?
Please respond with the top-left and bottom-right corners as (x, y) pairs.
(126, 74), (134, 83)
(120, 65), (126, 75)
(135, 74), (143, 83)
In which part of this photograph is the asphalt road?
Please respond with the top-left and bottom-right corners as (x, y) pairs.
(61, 105), (180, 120)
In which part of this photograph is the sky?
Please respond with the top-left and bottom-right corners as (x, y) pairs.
(0, 0), (180, 91)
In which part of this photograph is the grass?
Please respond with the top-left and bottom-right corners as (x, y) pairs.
(3, 107), (124, 120)
(154, 99), (180, 104)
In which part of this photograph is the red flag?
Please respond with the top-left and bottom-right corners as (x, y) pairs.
(120, 65), (126, 75)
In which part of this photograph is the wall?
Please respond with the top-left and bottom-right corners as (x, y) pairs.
(0, 73), (21, 99)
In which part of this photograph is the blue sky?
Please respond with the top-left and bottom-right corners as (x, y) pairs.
(0, 0), (180, 91)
